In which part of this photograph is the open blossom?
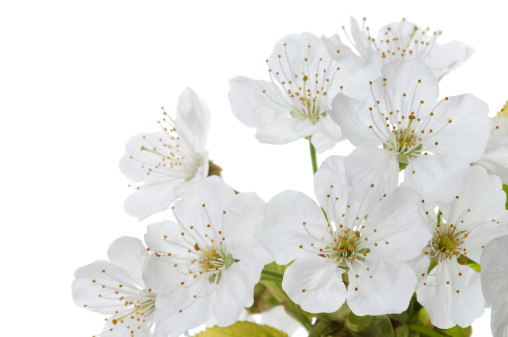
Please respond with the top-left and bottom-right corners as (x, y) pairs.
(475, 115), (508, 184)
(413, 166), (508, 329)
(119, 88), (210, 220)
(324, 17), (472, 80)
(72, 237), (166, 337)
(331, 60), (490, 203)
(143, 177), (271, 337)
(481, 235), (508, 337)
(257, 149), (431, 315)
(229, 33), (373, 152)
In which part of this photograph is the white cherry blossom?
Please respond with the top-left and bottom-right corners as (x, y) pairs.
(481, 235), (508, 337)
(229, 33), (373, 152)
(119, 88), (210, 220)
(415, 166), (508, 329)
(257, 149), (431, 316)
(72, 237), (167, 337)
(331, 60), (490, 203)
(476, 115), (508, 184)
(324, 17), (472, 80)
(143, 177), (271, 337)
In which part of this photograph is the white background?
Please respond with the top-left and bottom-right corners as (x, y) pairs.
(0, 0), (504, 336)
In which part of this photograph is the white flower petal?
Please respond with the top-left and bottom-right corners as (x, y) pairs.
(477, 146), (508, 184)
(173, 176), (236, 234)
(404, 153), (468, 203)
(331, 93), (381, 147)
(481, 235), (508, 307)
(492, 295), (508, 337)
(314, 155), (349, 225)
(73, 260), (140, 315)
(222, 192), (271, 263)
(310, 115), (343, 153)
(255, 117), (320, 145)
(439, 166), (505, 231)
(257, 190), (327, 265)
(347, 258), (416, 316)
(477, 117), (508, 184)
(422, 40), (473, 80)
(422, 94), (490, 163)
(107, 237), (148, 287)
(228, 76), (287, 127)
(282, 256), (346, 313)
(371, 60), (439, 123)
(417, 259), (484, 329)
(365, 187), (431, 261)
(175, 87), (210, 153)
(156, 291), (214, 337)
(123, 181), (179, 220)
(257, 306), (303, 335)
(214, 259), (264, 326)
(343, 148), (398, 216)
(407, 250), (431, 288)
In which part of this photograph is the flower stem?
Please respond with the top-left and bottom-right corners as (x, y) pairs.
(408, 324), (447, 337)
(309, 140), (318, 174)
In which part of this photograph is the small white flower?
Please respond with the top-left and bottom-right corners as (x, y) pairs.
(229, 33), (371, 152)
(143, 177), (271, 337)
(119, 88), (210, 220)
(476, 116), (508, 184)
(258, 149), (431, 316)
(331, 60), (491, 202)
(481, 234), (508, 337)
(72, 237), (166, 337)
(324, 17), (473, 80)
(414, 166), (508, 329)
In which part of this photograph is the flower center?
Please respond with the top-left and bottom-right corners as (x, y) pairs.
(288, 75), (328, 124)
(348, 18), (440, 63)
(111, 291), (156, 325)
(129, 109), (202, 180)
(195, 244), (238, 284)
(323, 229), (369, 269)
(264, 40), (340, 125)
(430, 220), (469, 262)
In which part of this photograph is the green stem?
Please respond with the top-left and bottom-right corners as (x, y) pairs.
(408, 324), (447, 337)
(309, 140), (318, 174)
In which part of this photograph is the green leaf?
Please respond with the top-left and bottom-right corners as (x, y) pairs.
(357, 315), (394, 337)
(345, 311), (374, 332)
(434, 325), (472, 337)
(194, 321), (288, 337)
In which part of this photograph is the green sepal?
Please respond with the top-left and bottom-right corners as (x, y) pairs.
(314, 302), (351, 322)
(193, 321), (288, 337)
(395, 325), (410, 337)
(503, 184), (508, 209)
(434, 325), (472, 337)
(356, 315), (395, 337)
(246, 283), (279, 314)
(345, 311), (374, 333)
(417, 307), (433, 329)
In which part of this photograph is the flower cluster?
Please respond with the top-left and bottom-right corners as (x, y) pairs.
(73, 18), (508, 337)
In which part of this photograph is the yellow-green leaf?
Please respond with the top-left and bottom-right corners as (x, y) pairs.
(194, 321), (288, 337)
